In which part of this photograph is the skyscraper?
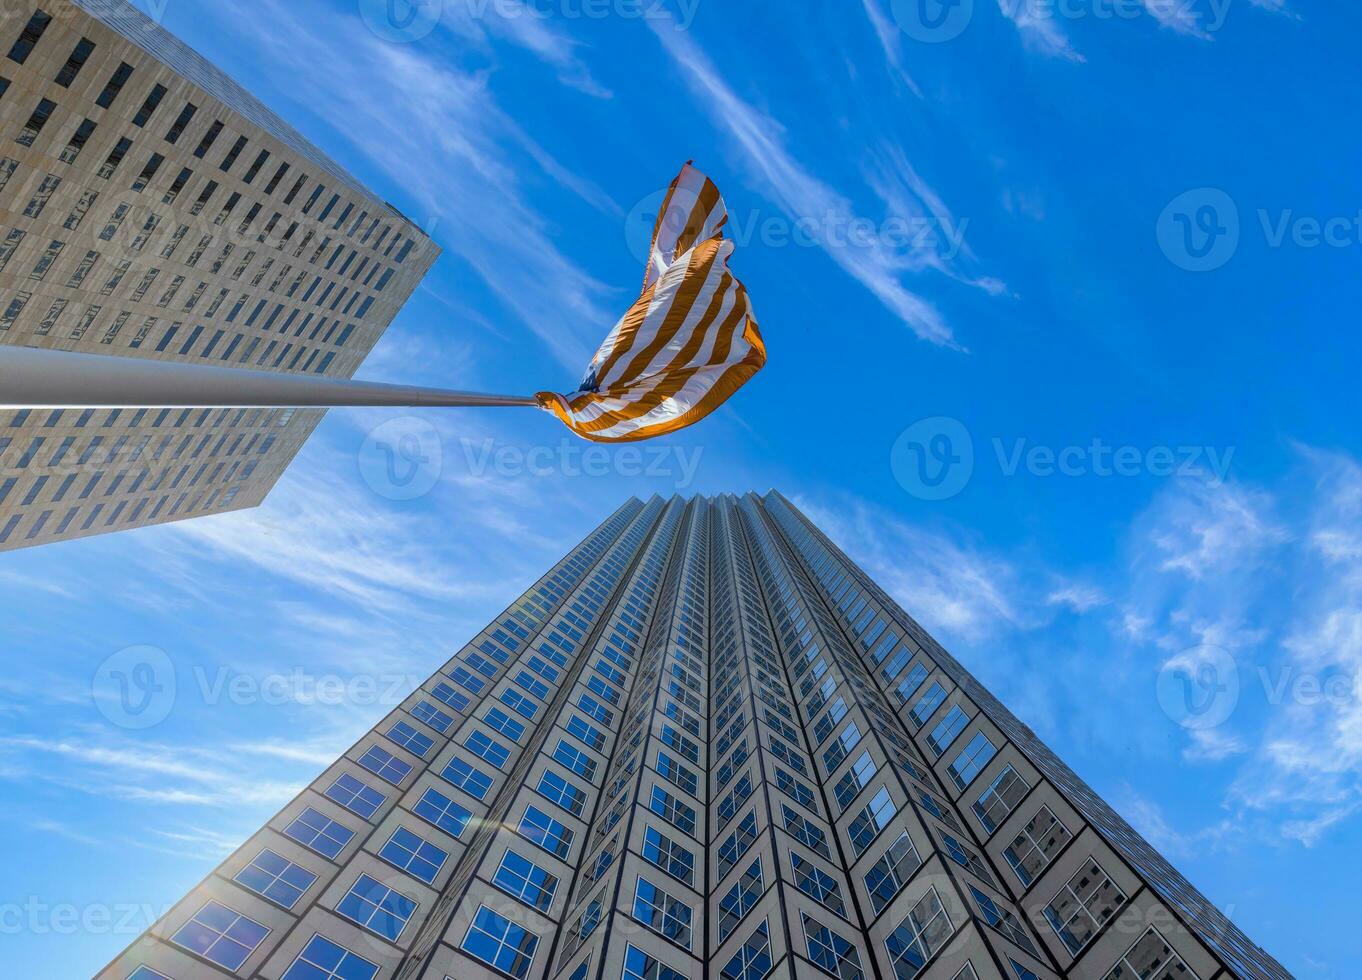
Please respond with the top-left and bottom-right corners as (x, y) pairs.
(0, 0), (439, 550)
(100, 493), (1293, 980)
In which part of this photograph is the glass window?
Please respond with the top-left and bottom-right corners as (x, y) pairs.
(411, 700), (455, 733)
(501, 688), (540, 720)
(720, 920), (772, 980)
(642, 826), (695, 885)
(717, 859), (762, 941)
(847, 787), (897, 856)
(380, 826), (448, 884)
(969, 886), (1037, 955)
(792, 852), (846, 914)
(973, 765), (1029, 834)
(909, 684), (945, 727)
(1103, 928), (1201, 980)
(281, 934), (378, 980)
(466, 729), (511, 769)
(462, 905), (539, 980)
(1044, 859), (1127, 955)
(802, 914), (863, 980)
(926, 706), (969, 757)
(169, 900), (268, 970)
(942, 833), (995, 885)
(554, 739), (597, 780)
(632, 876), (693, 948)
(1005, 806), (1072, 887)
(234, 848), (316, 909)
(865, 832), (922, 914)
(948, 733), (997, 790)
(717, 812), (758, 879)
(656, 751), (698, 796)
(283, 806), (353, 858)
(443, 757), (494, 800)
(783, 804), (831, 859)
(324, 773), (386, 818)
(493, 849), (559, 911)
(834, 751), (878, 811)
(387, 721), (435, 758)
(537, 769), (587, 817)
(336, 873), (417, 941)
(519, 805), (573, 858)
(884, 888), (953, 980)
(485, 706), (526, 742)
(413, 787), (472, 838)
(650, 785), (696, 835)
(622, 944), (687, 980)
(357, 744), (412, 784)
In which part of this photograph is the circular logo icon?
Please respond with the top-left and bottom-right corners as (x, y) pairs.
(358, 417), (443, 501)
(624, 189), (671, 267)
(92, 645), (177, 730)
(358, 0), (443, 42)
(1156, 645), (1240, 730)
(1157, 188), (1240, 272)
(891, 0), (975, 43)
(891, 417), (974, 501)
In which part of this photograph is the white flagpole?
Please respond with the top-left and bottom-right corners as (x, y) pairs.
(0, 346), (539, 409)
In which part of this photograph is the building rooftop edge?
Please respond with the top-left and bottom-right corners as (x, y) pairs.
(72, 0), (435, 240)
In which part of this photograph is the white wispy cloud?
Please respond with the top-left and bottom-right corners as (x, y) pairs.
(1147, 481), (1288, 580)
(1047, 583), (1109, 612)
(860, 0), (925, 95)
(207, 0), (620, 371)
(1141, 0), (1216, 39)
(646, 15), (999, 349)
(791, 494), (1033, 641)
(1123, 451), (1362, 846)
(440, 0), (614, 97)
(997, 0), (1087, 61)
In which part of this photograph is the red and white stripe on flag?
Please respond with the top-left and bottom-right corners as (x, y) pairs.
(537, 163), (766, 443)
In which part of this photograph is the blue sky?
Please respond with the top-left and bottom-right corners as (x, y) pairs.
(0, 0), (1357, 975)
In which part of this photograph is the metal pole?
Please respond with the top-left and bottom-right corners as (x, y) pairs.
(0, 346), (540, 409)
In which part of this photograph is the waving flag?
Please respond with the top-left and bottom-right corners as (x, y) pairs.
(536, 163), (767, 442)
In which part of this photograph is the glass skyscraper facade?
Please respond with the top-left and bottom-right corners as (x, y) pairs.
(100, 492), (1292, 980)
(0, 1), (439, 550)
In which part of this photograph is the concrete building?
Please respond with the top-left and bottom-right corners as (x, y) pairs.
(99, 493), (1292, 980)
(0, 0), (439, 550)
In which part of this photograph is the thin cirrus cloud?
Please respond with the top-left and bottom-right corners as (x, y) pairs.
(646, 13), (1002, 351)
(206, 0), (621, 372)
(995, 0), (1088, 60)
(1125, 449), (1362, 847)
(859, 0), (926, 95)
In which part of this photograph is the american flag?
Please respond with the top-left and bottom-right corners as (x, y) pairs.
(537, 163), (766, 442)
